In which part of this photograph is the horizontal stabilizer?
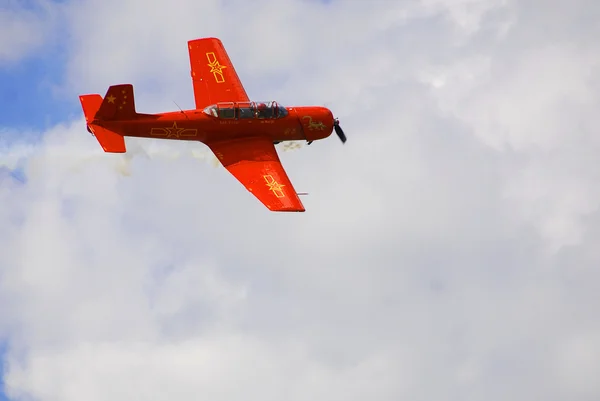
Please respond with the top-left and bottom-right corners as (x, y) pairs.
(88, 125), (126, 153)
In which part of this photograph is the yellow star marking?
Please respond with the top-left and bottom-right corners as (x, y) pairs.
(150, 122), (198, 138)
(164, 122), (185, 138)
(208, 60), (226, 74)
(264, 175), (286, 198)
(107, 95), (116, 104)
(205, 52), (227, 83)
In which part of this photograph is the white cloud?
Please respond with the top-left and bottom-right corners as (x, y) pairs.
(2, 0), (600, 400)
(0, 1), (59, 65)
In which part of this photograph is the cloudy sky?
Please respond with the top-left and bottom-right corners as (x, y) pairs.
(1, 0), (600, 400)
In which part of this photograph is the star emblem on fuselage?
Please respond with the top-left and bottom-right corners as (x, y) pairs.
(164, 122), (184, 138)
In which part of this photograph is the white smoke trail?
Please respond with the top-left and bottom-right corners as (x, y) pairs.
(2, 126), (305, 182)
(69, 138), (305, 177)
(278, 141), (303, 152)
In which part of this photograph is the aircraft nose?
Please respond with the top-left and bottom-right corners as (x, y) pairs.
(297, 107), (335, 142)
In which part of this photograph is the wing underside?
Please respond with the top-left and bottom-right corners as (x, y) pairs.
(188, 37), (249, 109)
(207, 137), (305, 212)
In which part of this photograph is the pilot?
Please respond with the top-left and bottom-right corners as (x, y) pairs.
(256, 102), (267, 118)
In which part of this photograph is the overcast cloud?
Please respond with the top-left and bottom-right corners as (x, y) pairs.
(1, 0), (600, 400)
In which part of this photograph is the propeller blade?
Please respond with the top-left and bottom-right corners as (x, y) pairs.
(333, 121), (347, 143)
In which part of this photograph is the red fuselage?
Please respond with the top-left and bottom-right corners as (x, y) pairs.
(94, 104), (334, 144)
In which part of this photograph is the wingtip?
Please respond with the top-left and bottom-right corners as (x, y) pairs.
(188, 37), (222, 46)
(267, 205), (306, 212)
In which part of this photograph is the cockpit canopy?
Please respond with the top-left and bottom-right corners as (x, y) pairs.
(203, 101), (288, 120)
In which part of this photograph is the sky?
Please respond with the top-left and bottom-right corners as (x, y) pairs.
(1, 0), (600, 400)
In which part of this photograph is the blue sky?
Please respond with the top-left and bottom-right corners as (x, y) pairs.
(1, 0), (75, 131)
(0, 29), (74, 134)
(1, 53), (74, 131)
(0, 342), (7, 401)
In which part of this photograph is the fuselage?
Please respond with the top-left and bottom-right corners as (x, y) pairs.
(93, 101), (334, 145)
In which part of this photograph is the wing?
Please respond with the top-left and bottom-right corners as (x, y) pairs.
(207, 137), (305, 212)
(188, 37), (250, 109)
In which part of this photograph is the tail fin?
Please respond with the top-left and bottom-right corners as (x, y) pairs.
(95, 84), (137, 121)
(79, 94), (127, 153)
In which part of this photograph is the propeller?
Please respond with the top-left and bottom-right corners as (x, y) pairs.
(333, 118), (347, 144)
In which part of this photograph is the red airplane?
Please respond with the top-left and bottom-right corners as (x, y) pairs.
(78, 37), (346, 212)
